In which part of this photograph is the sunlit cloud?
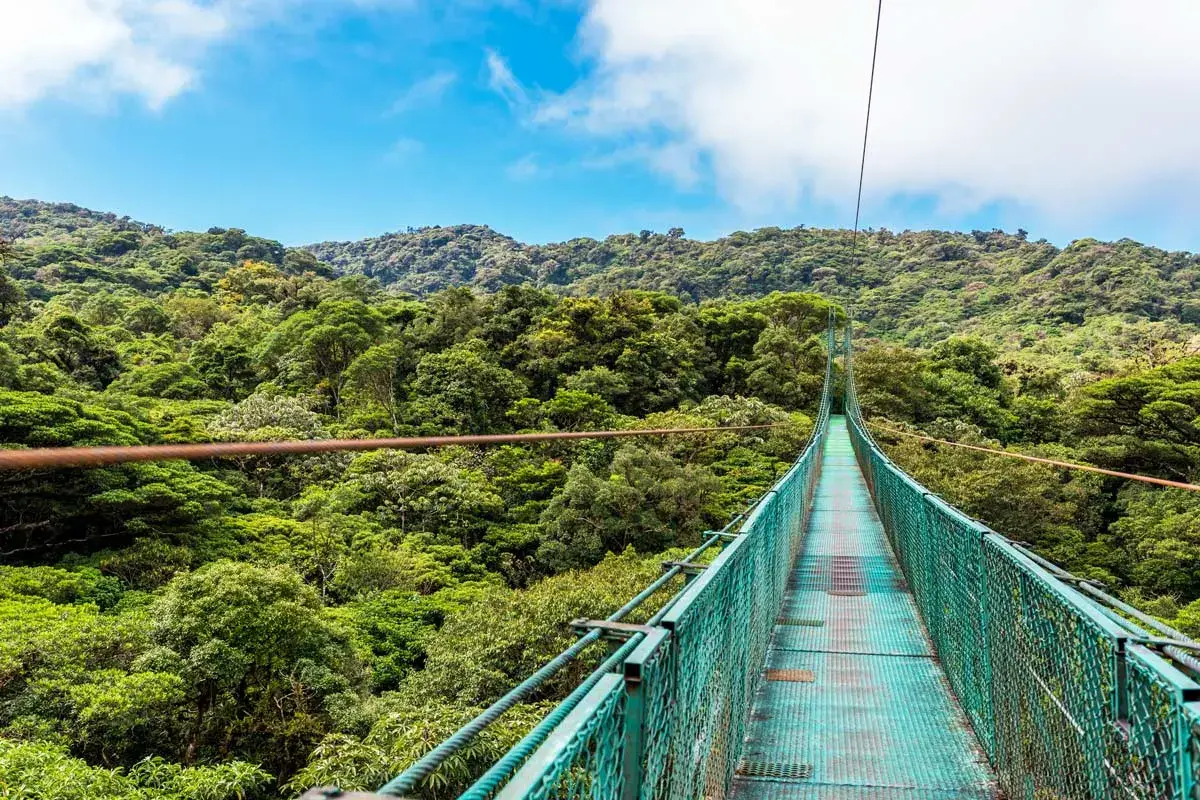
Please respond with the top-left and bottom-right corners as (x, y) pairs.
(0, 0), (415, 112)
(544, 0), (1200, 224)
(484, 47), (529, 112)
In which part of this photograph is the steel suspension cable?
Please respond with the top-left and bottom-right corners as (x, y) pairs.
(869, 421), (1200, 492)
(850, 0), (884, 258)
(0, 424), (785, 470)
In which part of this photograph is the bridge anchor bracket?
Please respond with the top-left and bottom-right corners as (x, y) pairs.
(662, 560), (708, 575)
(571, 619), (657, 641)
(709, 530), (741, 542)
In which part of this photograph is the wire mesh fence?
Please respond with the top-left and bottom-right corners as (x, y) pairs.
(463, 324), (837, 800)
(843, 322), (1200, 800)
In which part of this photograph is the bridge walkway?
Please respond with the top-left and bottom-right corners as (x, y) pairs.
(731, 416), (998, 800)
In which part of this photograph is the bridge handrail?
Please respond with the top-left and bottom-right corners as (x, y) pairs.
(843, 321), (1200, 800)
(363, 318), (839, 800)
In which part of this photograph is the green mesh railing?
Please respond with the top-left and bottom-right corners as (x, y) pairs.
(843, 322), (1200, 800)
(383, 320), (837, 800)
(482, 326), (835, 800)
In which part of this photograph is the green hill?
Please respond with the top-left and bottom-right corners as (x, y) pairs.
(1, 194), (1200, 797)
(7, 197), (1197, 367)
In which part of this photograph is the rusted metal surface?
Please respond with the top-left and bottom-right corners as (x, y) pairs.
(0, 424), (783, 470)
(736, 762), (814, 780)
(764, 669), (816, 683)
(568, 619), (657, 639)
(870, 422), (1200, 493)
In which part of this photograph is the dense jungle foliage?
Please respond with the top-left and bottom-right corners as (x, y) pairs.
(0, 195), (1198, 798)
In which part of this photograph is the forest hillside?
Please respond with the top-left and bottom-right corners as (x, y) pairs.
(0, 195), (1197, 798)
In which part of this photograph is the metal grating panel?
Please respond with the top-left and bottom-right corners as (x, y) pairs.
(830, 555), (864, 594)
(791, 555), (898, 594)
(737, 761), (814, 780)
(777, 617), (825, 627)
(773, 589), (931, 657)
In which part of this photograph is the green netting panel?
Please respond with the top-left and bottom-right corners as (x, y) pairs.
(983, 537), (1122, 799)
(1122, 645), (1197, 799)
(843, 322), (1200, 800)
(497, 674), (626, 800)
(484, 327), (835, 800)
(1185, 703), (1200, 800)
(921, 494), (994, 759)
(634, 631), (675, 800)
(654, 445), (819, 800)
(660, 530), (767, 800)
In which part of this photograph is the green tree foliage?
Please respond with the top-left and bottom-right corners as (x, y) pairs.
(1074, 356), (1200, 480)
(537, 445), (721, 570)
(0, 740), (271, 800)
(261, 300), (385, 411)
(407, 341), (525, 433)
(7, 194), (1200, 797)
(0, 392), (232, 551)
(108, 362), (209, 400)
(149, 561), (361, 776)
(0, 245), (832, 794)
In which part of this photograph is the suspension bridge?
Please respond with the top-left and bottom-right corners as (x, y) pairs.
(300, 319), (1200, 800)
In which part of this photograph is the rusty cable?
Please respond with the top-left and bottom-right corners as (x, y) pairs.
(869, 422), (1200, 493)
(0, 424), (786, 470)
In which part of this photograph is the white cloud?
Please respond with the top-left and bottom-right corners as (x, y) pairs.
(506, 153), (542, 180)
(387, 70), (457, 115)
(485, 47), (529, 111)
(546, 0), (1200, 222)
(0, 0), (411, 112)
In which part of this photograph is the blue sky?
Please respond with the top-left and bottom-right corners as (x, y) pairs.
(3, 1), (1200, 250)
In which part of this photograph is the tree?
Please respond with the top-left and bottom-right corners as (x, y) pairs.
(0, 392), (232, 550)
(406, 340), (525, 434)
(1106, 489), (1200, 597)
(260, 300), (386, 411)
(344, 342), (410, 429)
(538, 389), (616, 431)
(150, 561), (361, 776)
(746, 326), (826, 409)
(209, 393), (330, 498)
(929, 337), (1004, 389)
(853, 343), (933, 422)
(27, 313), (121, 388)
(122, 300), (172, 335)
(108, 362), (208, 400)
(413, 549), (677, 703)
(335, 450), (503, 542)
(0, 237), (25, 325)
(189, 320), (263, 400)
(0, 735), (272, 799)
(537, 444), (720, 571)
(1073, 356), (1200, 481)
(613, 328), (704, 414)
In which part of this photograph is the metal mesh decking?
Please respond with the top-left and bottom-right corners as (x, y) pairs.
(731, 418), (998, 800)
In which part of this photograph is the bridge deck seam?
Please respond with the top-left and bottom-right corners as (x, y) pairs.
(766, 646), (936, 659)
